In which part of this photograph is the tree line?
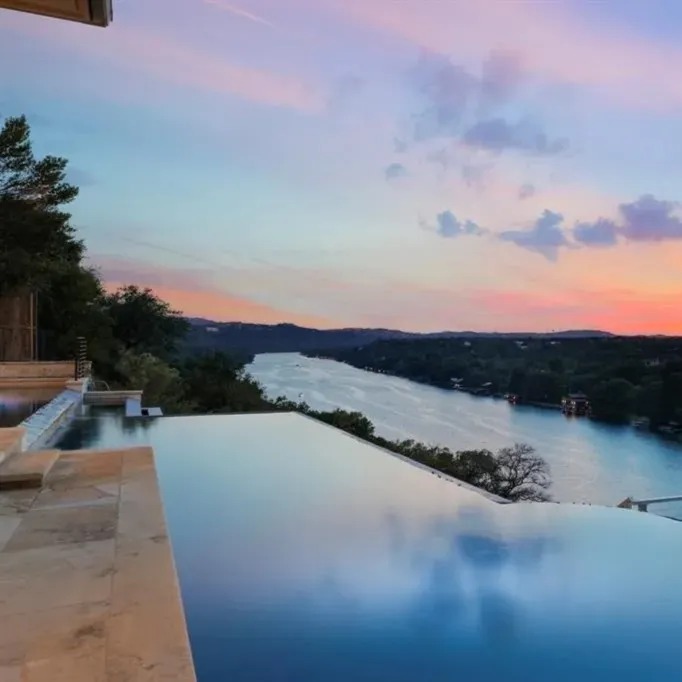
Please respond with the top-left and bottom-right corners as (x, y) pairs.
(311, 335), (682, 430)
(0, 114), (551, 502)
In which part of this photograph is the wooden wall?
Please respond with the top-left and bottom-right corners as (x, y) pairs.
(0, 291), (36, 362)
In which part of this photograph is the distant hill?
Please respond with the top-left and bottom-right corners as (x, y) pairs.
(183, 319), (613, 355)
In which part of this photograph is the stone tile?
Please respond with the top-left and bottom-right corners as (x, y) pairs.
(4, 504), (117, 552)
(0, 665), (21, 681)
(0, 539), (115, 616)
(0, 601), (108, 678)
(117, 477), (167, 544)
(121, 448), (155, 482)
(0, 516), (21, 552)
(0, 451), (61, 490)
(32, 484), (118, 511)
(46, 450), (122, 491)
(108, 539), (196, 682)
(0, 488), (39, 516)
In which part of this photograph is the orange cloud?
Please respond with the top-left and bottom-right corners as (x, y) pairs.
(470, 288), (682, 335)
(104, 280), (335, 327)
(2, 10), (322, 112)
(336, 0), (682, 111)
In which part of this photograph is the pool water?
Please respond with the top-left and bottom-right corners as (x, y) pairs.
(57, 412), (682, 682)
(0, 388), (56, 427)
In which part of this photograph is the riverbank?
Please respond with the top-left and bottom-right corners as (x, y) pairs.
(249, 353), (682, 508)
(309, 355), (682, 443)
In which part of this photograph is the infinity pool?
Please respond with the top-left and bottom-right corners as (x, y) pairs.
(0, 388), (56, 427)
(57, 412), (682, 682)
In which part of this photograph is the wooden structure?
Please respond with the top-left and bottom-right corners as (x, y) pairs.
(0, 0), (112, 27)
(0, 291), (37, 362)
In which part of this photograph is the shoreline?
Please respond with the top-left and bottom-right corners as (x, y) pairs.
(305, 354), (682, 445)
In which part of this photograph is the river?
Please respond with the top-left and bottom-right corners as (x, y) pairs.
(248, 352), (682, 510)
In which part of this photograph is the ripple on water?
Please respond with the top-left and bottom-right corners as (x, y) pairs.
(248, 353), (682, 509)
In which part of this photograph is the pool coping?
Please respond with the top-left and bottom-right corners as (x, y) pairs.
(0, 446), (196, 681)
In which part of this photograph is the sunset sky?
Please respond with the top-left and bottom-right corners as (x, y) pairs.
(2, 0), (682, 333)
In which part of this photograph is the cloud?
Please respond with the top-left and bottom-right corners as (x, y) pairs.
(394, 137), (408, 153)
(497, 193), (682, 259)
(204, 0), (276, 29)
(479, 51), (525, 110)
(2, 12), (322, 112)
(518, 183), (536, 200)
(328, 74), (365, 112)
(337, 0), (682, 112)
(499, 210), (570, 261)
(384, 163), (408, 180)
(463, 118), (567, 155)
(92, 254), (338, 327)
(426, 210), (485, 238)
(405, 50), (565, 177)
(573, 218), (618, 247)
(619, 195), (682, 242)
(461, 162), (492, 189)
(412, 52), (477, 140)
(426, 148), (451, 170)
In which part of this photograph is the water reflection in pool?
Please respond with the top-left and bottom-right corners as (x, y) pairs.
(0, 388), (55, 427)
(57, 412), (682, 682)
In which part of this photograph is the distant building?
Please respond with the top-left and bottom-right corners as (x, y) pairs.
(562, 393), (591, 417)
(205, 327), (219, 333)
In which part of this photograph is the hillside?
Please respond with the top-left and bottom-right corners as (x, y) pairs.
(183, 319), (612, 355)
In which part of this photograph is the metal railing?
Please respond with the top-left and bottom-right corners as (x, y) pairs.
(74, 337), (88, 380)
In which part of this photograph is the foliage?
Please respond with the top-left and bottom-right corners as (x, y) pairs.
(115, 351), (189, 413)
(179, 351), (268, 413)
(589, 378), (635, 423)
(0, 113), (552, 504)
(103, 285), (189, 360)
(0, 116), (82, 295)
(312, 336), (682, 431)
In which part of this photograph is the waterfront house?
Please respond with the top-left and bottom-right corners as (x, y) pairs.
(562, 392), (591, 416)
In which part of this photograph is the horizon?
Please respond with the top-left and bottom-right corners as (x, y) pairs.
(4, 1), (682, 334)
(186, 316), (678, 338)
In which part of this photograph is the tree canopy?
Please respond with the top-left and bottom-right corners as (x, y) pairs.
(0, 113), (553, 505)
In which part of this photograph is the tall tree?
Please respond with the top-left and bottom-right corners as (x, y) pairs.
(103, 285), (189, 359)
(0, 116), (82, 295)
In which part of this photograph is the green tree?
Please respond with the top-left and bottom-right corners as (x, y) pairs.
(0, 115), (78, 207)
(590, 378), (635, 423)
(180, 351), (267, 413)
(115, 351), (189, 413)
(0, 115), (82, 295)
(103, 285), (189, 359)
(314, 409), (375, 439)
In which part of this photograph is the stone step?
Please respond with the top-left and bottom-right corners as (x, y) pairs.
(0, 450), (61, 490)
(0, 428), (25, 466)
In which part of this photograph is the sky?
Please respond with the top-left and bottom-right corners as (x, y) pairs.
(2, 0), (682, 334)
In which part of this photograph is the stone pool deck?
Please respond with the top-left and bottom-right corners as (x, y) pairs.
(0, 447), (196, 681)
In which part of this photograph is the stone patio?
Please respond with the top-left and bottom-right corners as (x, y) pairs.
(0, 447), (196, 681)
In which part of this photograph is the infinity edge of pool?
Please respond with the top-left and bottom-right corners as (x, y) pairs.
(48, 411), (682, 682)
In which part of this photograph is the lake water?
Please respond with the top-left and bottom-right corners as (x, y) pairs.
(248, 353), (682, 510)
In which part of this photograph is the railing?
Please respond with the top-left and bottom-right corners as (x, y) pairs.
(618, 495), (682, 512)
(74, 336), (88, 380)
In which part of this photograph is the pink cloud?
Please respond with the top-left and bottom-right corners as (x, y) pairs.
(334, 0), (682, 111)
(470, 287), (682, 335)
(1, 10), (322, 112)
(93, 255), (337, 327)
